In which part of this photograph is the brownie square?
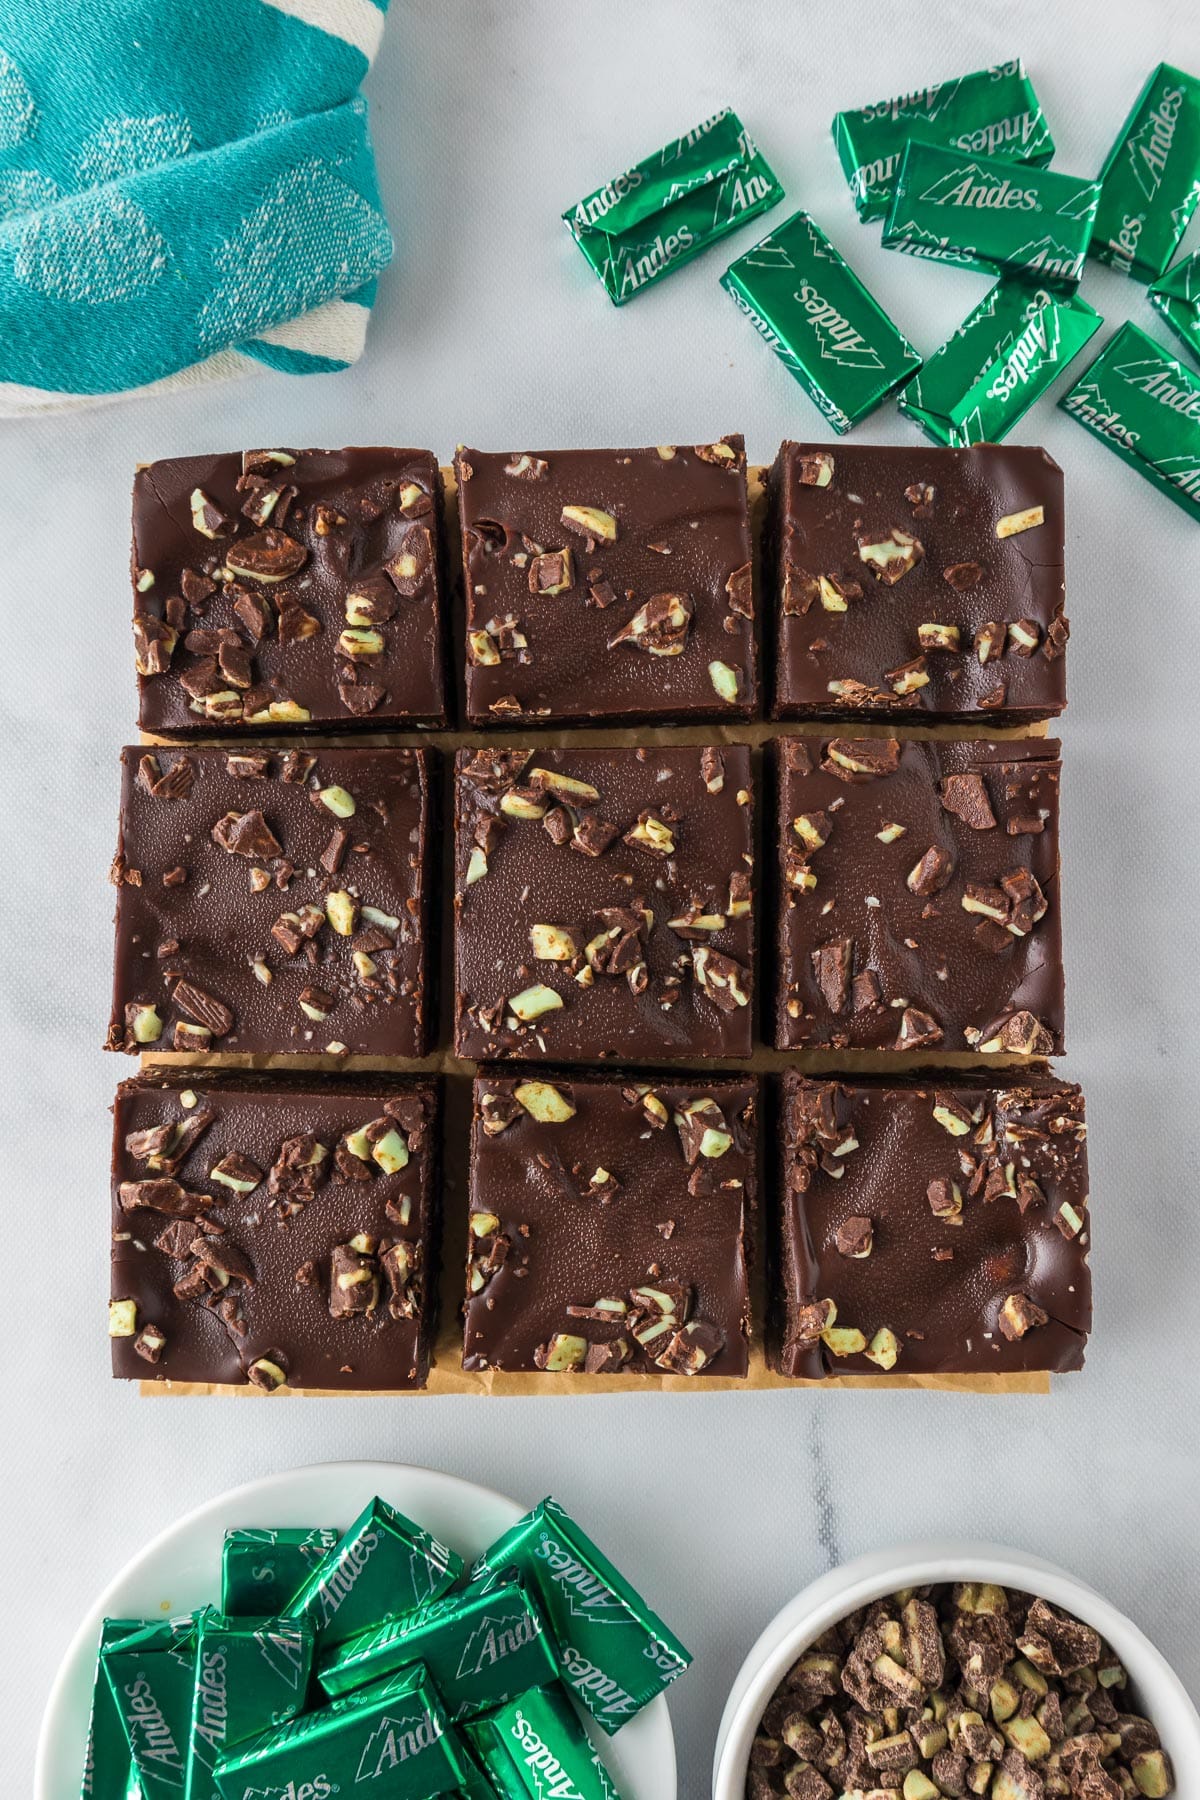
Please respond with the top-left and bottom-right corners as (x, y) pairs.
(455, 437), (757, 724)
(464, 1073), (756, 1377)
(767, 442), (1067, 722)
(770, 1074), (1090, 1379)
(110, 1073), (439, 1390)
(772, 734), (1063, 1056)
(132, 446), (446, 734)
(453, 744), (755, 1062)
(106, 745), (433, 1059)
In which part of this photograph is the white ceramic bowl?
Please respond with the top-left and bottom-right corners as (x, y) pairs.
(714, 1542), (1200, 1800)
(36, 1459), (676, 1800)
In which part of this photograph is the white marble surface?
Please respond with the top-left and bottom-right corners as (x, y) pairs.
(7, 2), (1200, 1791)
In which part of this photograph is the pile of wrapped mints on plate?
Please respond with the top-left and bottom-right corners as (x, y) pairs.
(563, 63), (1200, 520)
(81, 1495), (690, 1799)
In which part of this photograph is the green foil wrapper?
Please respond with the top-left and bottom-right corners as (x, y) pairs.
(883, 140), (1101, 289)
(468, 1498), (689, 1736)
(285, 1496), (463, 1649)
(318, 1579), (557, 1719)
(82, 1620), (145, 1800)
(1090, 63), (1200, 282)
(833, 59), (1054, 223)
(1150, 251), (1200, 365)
(467, 1685), (622, 1800)
(185, 1610), (314, 1800)
(220, 1528), (340, 1617)
(215, 1662), (465, 1800)
(722, 210), (921, 434)
(899, 280), (1103, 445)
(563, 108), (783, 304)
(456, 1743), (504, 1799)
(1060, 320), (1200, 522)
(103, 1617), (199, 1800)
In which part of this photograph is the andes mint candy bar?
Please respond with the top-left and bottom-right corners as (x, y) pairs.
(1060, 320), (1200, 523)
(80, 1620), (146, 1800)
(1090, 62), (1200, 282)
(467, 1685), (623, 1799)
(883, 138), (1101, 289)
(468, 1498), (689, 1734)
(564, 108), (782, 304)
(103, 1616), (199, 1800)
(834, 58), (1053, 221)
(214, 1663), (465, 1800)
(185, 1610), (314, 1800)
(284, 1496), (462, 1649)
(220, 1529), (340, 1617)
(899, 279), (1102, 445)
(318, 1580), (556, 1718)
(722, 210), (921, 433)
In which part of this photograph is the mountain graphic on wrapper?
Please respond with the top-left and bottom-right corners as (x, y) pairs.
(1054, 184), (1099, 221)
(1161, 252), (1200, 301)
(1157, 453), (1200, 497)
(1066, 379), (1108, 409)
(242, 1784), (338, 1800)
(1012, 236), (1084, 278)
(954, 405), (988, 446)
(889, 219), (956, 260)
(804, 305), (885, 370)
(552, 1577), (627, 1626)
(741, 214), (837, 274)
(915, 76), (963, 121)
(800, 218), (840, 264)
(916, 160), (1038, 209)
(254, 1624), (309, 1691)
(455, 1601), (539, 1678)
(354, 1709), (442, 1781)
(740, 241), (794, 271)
(1169, 182), (1200, 239)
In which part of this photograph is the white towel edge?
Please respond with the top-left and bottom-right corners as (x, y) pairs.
(259, 0), (386, 63)
(0, 348), (261, 419)
(0, 296), (371, 417)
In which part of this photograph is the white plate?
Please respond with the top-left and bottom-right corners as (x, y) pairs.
(35, 1459), (677, 1800)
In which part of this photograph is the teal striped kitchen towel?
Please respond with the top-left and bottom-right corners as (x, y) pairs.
(0, 0), (394, 414)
